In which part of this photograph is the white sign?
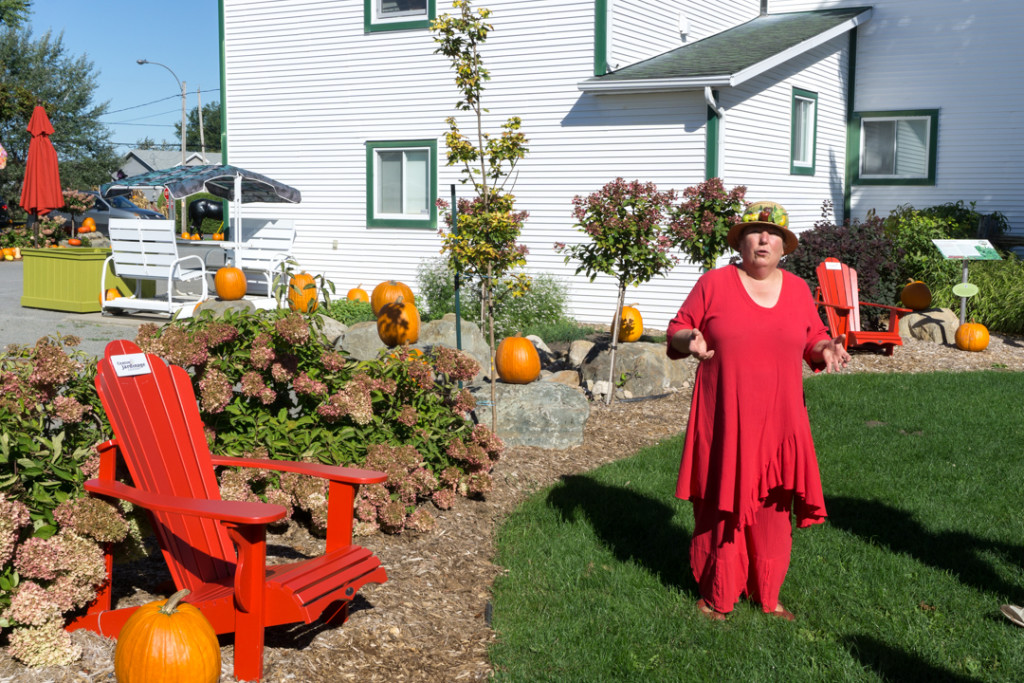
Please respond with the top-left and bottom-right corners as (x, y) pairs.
(932, 239), (1002, 260)
(111, 353), (152, 377)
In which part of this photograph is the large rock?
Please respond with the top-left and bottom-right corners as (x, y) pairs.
(469, 381), (589, 449)
(581, 341), (695, 398)
(337, 314), (490, 370)
(337, 321), (385, 360)
(899, 308), (959, 345)
(193, 299), (256, 318)
(318, 317), (348, 346)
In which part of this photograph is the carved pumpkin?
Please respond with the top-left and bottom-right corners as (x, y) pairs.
(214, 266), (247, 301)
(615, 304), (644, 343)
(288, 272), (319, 312)
(901, 280), (932, 310)
(347, 284), (370, 303)
(113, 589), (220, 683)
(495, 335), (541, 384)
(955, 321), (989, 352)
(377, 296), (420, 347)
(371, 280), (415, 316)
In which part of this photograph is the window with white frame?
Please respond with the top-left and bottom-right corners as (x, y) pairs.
(366, 140), (437, 228)
(853, 110), (938, 185)
(364, 0), (434, 32)
(790, 88), (817, 175)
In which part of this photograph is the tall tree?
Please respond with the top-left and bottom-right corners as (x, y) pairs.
(0, 27), (120, 214)
(0, 0), (30, 29)
(174, 100), (221, 153)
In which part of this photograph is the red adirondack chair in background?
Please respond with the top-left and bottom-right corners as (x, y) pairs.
(815, 257), (911, 356)
(67, 340), (388, 682)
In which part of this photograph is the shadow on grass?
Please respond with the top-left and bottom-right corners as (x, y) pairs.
(843, 633), (977, 683)
(828, 496), (1024, 601)
(546, 474), (693, 592)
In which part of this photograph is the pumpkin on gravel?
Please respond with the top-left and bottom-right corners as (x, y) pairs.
(955, 321), (989, 352)
(495, 335), (541, 384)
(113, 589), (220, 683)
(371, 280), (415, 315)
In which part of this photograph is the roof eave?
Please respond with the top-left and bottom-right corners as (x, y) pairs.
(577, 7), (872, 95)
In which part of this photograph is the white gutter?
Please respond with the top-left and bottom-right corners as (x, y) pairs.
(578, 9), (872, 94)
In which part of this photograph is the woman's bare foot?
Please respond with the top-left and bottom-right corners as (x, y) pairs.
(767, 603), (795, 621)
(697, 598), (727, 621)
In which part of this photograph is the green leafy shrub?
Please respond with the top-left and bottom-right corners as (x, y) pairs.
(0, 224), (35, 249)
(919, 200), (1009, 240)
(417, 256), (573, 338)
(925, 256), (1024, 334)
(782, 202), (903, 330)
(882, 204), (951, 285)
(323, 298), (375, 326)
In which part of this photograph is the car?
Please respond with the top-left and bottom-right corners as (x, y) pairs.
(52, 190), (165, 234)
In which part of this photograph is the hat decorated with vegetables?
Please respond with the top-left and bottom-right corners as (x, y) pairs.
(728, 200), (799, 255)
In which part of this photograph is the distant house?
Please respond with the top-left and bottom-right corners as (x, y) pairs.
(118, 149), (223, 179)
(217, 0), (1024, 325)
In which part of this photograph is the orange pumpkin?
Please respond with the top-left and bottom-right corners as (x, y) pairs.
(181, 231), (191, 240)
(371, 280), (415, 316)
(615, 304), (644, 343)
(212, 232), (226, 241)
(77, 225), (91, 234)
(288, 272), (319, 312)
(377, 296), (420, 347)
(82, 217), (96, 232)
(901, 280), (932, 310)
(104, 288), (122, 301)
(67, 238), (82, 246)
(214, 266), (247, 300)
(495, 335), (541, 384)
(955, 321), (989, 352)
(347, 284), (370, 303)
(113, 589), (220, 683)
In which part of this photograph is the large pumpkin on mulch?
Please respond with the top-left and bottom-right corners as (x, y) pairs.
(955, 321), (989, 352)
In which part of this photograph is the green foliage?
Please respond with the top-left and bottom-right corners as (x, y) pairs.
(926, 256), (1024, 334)
(0, 224), (35, 248)
(919, 199), (1009, 240)
(669, 177), (747, 271)
(0, 0), (30, 30)
(882, 204), (950, 284)
(417, 256), (572, 338)
(0, 27), (120, 217)
(323, 298), (376, 326)
(175, 100), (222, 152)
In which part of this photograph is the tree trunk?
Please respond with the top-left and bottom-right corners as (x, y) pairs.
(605, 283), (627, 406)
(487, 264), (497, 430)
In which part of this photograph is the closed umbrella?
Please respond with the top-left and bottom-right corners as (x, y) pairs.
(20, 105), (63, 247)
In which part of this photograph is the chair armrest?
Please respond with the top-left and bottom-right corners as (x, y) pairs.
(85, 479), (286, 525)
(209, 456), (387, 485)
(815, 301), (853, 313)
(859, 301), (913, 314)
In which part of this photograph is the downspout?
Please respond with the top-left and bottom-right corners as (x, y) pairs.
(704, 86), (725, 180)
(842, 27), (858, 223)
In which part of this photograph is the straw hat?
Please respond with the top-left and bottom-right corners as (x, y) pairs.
(728, 201), (799, 255)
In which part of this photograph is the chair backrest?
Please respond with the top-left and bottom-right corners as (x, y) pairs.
(108, 218), (183, 279)
(95, 339), (235, 591)
(815, 257), (862, 334)
(235, 218), (295, 272)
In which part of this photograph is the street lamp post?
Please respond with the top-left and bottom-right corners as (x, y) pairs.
(137, 59), (187, 230)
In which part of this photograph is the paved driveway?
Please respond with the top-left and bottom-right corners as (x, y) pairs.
(0, 260), (166, 358)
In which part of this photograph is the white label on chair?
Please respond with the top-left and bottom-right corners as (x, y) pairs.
(825, 262), (842, 270)
(111, 354), (152, 377)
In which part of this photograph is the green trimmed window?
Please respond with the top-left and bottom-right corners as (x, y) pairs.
(852, 109), (938, 185)
(791, 88), (818, 175)
(366, 140), (437, 229)
(364, 0), (435, 32)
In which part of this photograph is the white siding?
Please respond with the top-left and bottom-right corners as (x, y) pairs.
(223, 0), (712, 328)
(679, 0), (760, 41)
(772, 0), (1024, 233)
(609, 0), (687, 70)
(721, 35), (849, 233)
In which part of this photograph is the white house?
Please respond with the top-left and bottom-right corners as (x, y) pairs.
(217, 0), (1023, 327)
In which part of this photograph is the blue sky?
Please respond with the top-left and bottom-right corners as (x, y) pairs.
(30, 0), (222, 153)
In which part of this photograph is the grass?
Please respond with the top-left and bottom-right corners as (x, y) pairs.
(489, 371), (1024, 682)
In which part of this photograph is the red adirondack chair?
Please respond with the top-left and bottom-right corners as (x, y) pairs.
(67, 339), (388, 682)
(815, 257), (911, 356)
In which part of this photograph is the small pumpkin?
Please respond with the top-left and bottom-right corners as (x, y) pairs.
(212, 232), (226, 241)
(377, 296), (420, 347)
(104, 288), (122, 301)
(114, 589), (220, 683)
(901, 280), (932, 310)
(214, 266), (247, 301)
(67, 238), (82, 246)
(371, 280), (415, 316)
(614, 304), (643, 343)
(495, 335), (541, 384)
(82, 217), (96, 232)
(955, 321), (989, 352)
(77, 225), (91, 234)
(181, 231), (191, 240)
(347, 284), (370, 303)
(288, 272), (319, 312)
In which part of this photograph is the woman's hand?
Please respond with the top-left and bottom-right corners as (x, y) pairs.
(687, 329), (715, 361)
(813, 335), (851, 373)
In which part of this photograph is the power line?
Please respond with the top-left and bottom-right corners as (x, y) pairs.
(103, 88), (220, 116)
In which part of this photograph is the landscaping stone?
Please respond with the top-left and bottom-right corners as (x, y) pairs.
(468, 381), (589, 449)
(319, 317), (348, 346)
(337, 315), (490, 376)
(541, 369), (583, 392)
(193, 298), (256, 318)
(567, 339), (596, 368)
(526, 334), (559, 368)
(899, 307), (959, 345)
(580, 341), (695, 398)
(337, 321), (384, 360)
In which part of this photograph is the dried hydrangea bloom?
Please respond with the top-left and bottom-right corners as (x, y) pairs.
(52, 497), (129, 544)
(274, 312), (311, 345)
(451, 388), (476, 417)
(294, 371), (327, 396)
(3, 581), (62, 626)
(397, 405), (419, 427)
(250, 332), (276, 370)
(199, 367), (233, 414)
(14, 537), (60, 581)
(466, 472), (494, 497)
(378, 500), (407, 534)
(219, 468), (264, 505)
(439, 467), (462, 489)
(320, 350), (346, 373)
(356, 499), (378, 523)
(52, 531), (107, 594)
(28, 340), (81, 396)
(264, 488), (295, 518)
(432, 345), (479, 382)
(271, 355), (298, 384)
(6, 619), (82, 668)
(354, 520), (380, 537)
(405, 507), (436, 533)
(200, 321), (239, 347)
(432, 488), (456, 510)
(0, 495), (31, 566)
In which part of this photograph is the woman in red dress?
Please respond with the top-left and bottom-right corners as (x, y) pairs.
(667, 202), (850, 621)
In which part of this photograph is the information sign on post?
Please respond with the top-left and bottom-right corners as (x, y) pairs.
(931, 239), (1001, 326)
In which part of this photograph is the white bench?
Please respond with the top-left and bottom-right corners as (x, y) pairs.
(102, 218), (208, 318)
(208, 218), (295, 305)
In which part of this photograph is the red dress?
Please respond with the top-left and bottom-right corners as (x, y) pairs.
(667, 265), (830, 531)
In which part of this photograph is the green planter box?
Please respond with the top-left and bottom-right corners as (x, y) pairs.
(21, 247), (154, 313)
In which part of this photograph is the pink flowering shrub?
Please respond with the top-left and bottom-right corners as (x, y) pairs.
(138, 307), (503, 536)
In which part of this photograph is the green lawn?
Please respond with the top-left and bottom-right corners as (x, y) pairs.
(490, 371), (1024, 682)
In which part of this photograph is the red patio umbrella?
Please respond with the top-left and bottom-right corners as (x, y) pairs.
(20, 105), (63, 246)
